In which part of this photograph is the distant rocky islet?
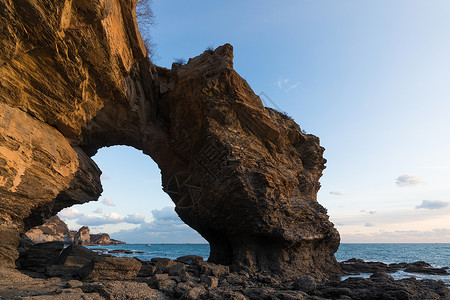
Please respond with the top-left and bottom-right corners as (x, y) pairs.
(20, 216), (125, 247)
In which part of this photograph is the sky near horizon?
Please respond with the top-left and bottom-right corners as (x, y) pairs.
(59, 0), (450, 244)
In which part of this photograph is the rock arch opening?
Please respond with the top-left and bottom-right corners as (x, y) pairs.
(57, 145), (206, 245)
(0, 0), (340, 280)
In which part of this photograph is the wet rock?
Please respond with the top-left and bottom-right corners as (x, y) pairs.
(177, 255), (204, 265)
(293, 275), (317, 293)
(18, 242), (65, 273)
(404, 265), (449, 275)
(108, 249), (135, 254)
(57, 245), (98, 267)
(340, 259), (388, 274)
(81, 256), (141, 281)
(167, 262), (188, 276)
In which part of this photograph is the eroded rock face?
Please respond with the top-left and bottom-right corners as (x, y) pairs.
(0, 0), (340, 279)
(21, 216), (73, 246)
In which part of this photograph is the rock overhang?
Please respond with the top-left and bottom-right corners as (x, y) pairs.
(0, 0), (340, 280)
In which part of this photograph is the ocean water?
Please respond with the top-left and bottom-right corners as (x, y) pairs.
(87, 243), (449, 285)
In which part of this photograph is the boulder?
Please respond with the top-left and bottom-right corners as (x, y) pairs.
(151, 257), (178, 273)
(45, 265), (82, 279)
(73, 227), (90, 245)
(18, 242), (64, 273)
(81, 256), (142, 281)
(21, 216), (73, 245)
(293, 275), (317, 293)
(57, 244), (98, 268)
(176, 255), (204, 266)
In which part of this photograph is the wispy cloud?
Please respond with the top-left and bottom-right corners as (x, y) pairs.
(274, 77), (300, 92)
(364, 223), (375, 227)
(369, 211), (376, 215)
(330, 191), (346, 196)
(93, 207), (103, 214)
(102, 198), (115, 207)
(395, 174), (424, 187)
(342, 228), (450, 243)
(416, 200), (449, 210)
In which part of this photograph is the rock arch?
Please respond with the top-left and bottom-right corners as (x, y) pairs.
(0, 0), (340, 279)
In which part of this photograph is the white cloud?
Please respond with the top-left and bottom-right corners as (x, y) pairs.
(58, 207), (81, 220)
(274, 77), (300, 92)
(124, 213), (146, 224)
(369, 211), (376, 215)
(71, 212), (147, 227)
(152, 206), (178, 221)
(78, 212), (124, 226)
(416, 200), (449, 210)
(110, 206), (206, 244)
(330, 191), (346, 196)
(364, 223), (375, 227)
(93, 207), (103, 214)
(102, 198), (115, 207)
(395, 174), (424, 187)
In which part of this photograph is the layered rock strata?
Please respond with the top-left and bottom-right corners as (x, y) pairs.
(0, 0), (339, 279)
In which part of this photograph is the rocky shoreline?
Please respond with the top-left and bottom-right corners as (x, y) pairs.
(21, 217), (125, 248)
(1, 242), (448, 300)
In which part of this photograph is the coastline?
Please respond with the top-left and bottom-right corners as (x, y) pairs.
(1, 242), (448, 299)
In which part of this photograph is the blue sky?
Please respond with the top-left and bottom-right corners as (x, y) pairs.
(59, 0), (450, 243)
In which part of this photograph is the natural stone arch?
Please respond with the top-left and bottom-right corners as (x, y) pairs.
(0, 0), (340, 280)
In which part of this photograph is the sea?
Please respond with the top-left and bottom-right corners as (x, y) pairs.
(87, 243), (450, 285)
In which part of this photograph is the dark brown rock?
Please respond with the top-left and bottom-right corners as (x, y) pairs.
(57, 244), (98, 267)
(0, 0), (339, 281)
(18, 242), (64, 273)
(176, 255), (204, 265)
(81, 256), (141, 281)
(404, 265), (449, 275)
(45, 265), (82, 279)
(293, 275), (317, 293)
(137, 264), (157, 277)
